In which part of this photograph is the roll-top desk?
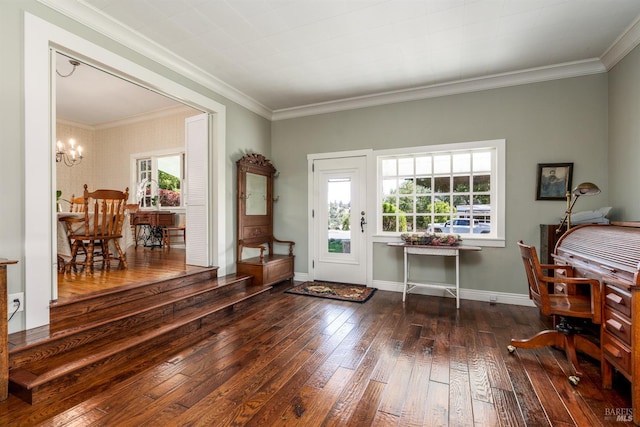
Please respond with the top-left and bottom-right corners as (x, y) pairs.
(554, 223), (640, 424)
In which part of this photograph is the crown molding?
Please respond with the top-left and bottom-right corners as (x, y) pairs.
(601, 15), (640, 70)
(38, 0), (272, 120)
(93, 104), (197, 130)
(56, 117), (95, 130)
(272, 59), (606, 121)
(57, 104), (196, 130)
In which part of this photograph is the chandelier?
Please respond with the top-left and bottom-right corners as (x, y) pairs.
(56, 138), (84, 167)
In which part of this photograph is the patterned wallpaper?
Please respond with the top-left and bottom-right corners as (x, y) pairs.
(56, 107), (200, 209)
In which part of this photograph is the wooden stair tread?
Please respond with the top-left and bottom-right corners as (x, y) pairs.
(50, 267), (218, 308)
(11, 274), (254, 355)
(10, 284), (272, 390)
(47, 269), (223, 331)
(52, 275), (250, 334)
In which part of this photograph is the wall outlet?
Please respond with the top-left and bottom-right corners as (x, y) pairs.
(489, 295), (498, 305)
(8, 292), (24, 315)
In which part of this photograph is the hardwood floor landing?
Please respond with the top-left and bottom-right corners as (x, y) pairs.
(2, 285), (634, 426)
(57, 246), (203, 300)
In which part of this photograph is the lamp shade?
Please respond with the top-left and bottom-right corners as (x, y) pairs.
(572, 182), (601, 196)
(557, 181), (601, 233)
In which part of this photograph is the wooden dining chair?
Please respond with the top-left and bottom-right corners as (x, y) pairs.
(507, 241), (601, 385)
(68, 194), (86, 212)
(61, 184), (129, 273)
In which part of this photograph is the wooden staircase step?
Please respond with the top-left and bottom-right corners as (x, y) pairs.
(52, 273), (251, 336)
(9, 274), (254, 369)
(49, 267), (219, 330)
(9, 282), (273, 404)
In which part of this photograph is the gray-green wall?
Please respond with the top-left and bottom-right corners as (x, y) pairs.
(272, 75), (609, 294)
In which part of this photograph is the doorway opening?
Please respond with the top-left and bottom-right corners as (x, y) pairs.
(54, 51), (202, 301)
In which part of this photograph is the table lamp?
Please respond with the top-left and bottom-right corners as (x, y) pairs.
(556, 182), (601, 233)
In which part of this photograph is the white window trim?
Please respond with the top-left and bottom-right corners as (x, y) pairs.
(373, 139), (505, 248)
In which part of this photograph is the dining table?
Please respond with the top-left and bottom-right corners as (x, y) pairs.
(57, 211), (134, 263)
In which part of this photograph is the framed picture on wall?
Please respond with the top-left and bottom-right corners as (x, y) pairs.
(536, 163), (573, 200)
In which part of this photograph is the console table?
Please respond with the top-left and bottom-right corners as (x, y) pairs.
(388, 243), (481, 308)
(131, 211), (175, 248)
(0, 259), (18, 400)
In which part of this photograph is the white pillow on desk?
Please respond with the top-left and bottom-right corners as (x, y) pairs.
(570, 207), (612, 224)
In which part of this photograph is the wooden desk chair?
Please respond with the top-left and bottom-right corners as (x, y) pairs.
(61, 184), (129, 273)
(507, 241), (601, 385)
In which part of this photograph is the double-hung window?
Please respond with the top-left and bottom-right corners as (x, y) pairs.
(135, 152), (185, 208)
(377, 139), (505, 241)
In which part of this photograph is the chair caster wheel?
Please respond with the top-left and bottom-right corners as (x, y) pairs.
(568, 375), (580, 386)
(507, 345), (516, 354)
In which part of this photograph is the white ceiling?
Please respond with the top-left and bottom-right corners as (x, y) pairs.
(56, 53), (182, 126)
(48, 0), (640, 123)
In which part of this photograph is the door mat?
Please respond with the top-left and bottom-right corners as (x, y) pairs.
(286, 281), (376, 303)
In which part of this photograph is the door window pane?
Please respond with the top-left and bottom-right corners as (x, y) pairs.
(327, 178), (351, 253)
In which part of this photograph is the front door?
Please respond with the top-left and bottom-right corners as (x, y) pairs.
(312, 156), (367, 284)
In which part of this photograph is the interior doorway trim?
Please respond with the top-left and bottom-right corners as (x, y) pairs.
(24, 12), (227, 329)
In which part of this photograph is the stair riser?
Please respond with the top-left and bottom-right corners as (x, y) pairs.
(173, 280), (253, 312)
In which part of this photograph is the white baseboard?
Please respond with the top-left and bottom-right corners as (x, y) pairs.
(293, 272), (310, 283)
(371, 280), (535, 307)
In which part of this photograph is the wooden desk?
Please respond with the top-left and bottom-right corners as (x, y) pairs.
(388, 243), (481, 308)
(131, 211), (175, 247)
(132, 211), (175, 227)
(0, 259), (18, 401)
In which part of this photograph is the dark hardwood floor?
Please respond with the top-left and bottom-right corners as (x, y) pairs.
(3, 267), (635, 426)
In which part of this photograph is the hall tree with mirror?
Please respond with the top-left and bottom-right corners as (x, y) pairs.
(236, 153), (295, 286)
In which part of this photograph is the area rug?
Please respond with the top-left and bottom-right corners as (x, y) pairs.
(286, 281), (377, 303)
